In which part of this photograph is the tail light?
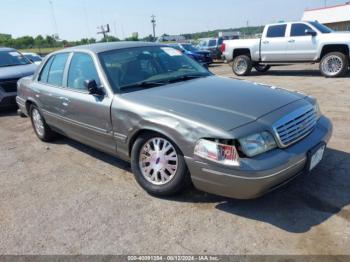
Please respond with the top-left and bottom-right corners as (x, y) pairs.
(220, 43), (226, 53)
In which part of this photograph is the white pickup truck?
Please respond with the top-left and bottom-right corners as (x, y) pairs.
(222, 21), (350, 77)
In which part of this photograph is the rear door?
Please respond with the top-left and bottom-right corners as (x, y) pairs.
(260, 24), (288, 62)
(57, 52), (116, 153)
(33, 52), (70, 127)
(285, 23), (318, 61)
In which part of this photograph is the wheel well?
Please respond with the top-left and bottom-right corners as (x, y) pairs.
(128, 129), (164, 157)
(233, 49), (251, 59)
(25, 100), (35, 115)
(320, 45), (349, 59)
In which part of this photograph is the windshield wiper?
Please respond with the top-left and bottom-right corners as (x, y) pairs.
(167, 74), (208, 83)
(119, 80), (168, 91)
(0, 63), (29, 67)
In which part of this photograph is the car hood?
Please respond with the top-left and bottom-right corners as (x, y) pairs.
(121, 76), (306, 131)
(327, 31), (350, 39)
(0, 63), (37, 81)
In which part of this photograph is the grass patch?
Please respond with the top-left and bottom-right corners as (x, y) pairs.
(19, 47), (63, 55)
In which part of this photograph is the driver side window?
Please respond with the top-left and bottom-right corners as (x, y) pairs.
(67, 53), (100, 91)
(291, 23), (313, 37)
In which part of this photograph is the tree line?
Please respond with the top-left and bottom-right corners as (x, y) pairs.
(0, 25), (262, 51)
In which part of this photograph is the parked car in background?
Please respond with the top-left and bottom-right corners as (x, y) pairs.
(222, 21), (350, 77)
(0, 47), (37, 109)
(169, 43), (213, 66)
(197, 38), (224, 60)
(17, 42), (332, 199)
(22, 52), (43, 65)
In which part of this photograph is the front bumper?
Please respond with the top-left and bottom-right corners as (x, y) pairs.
(185, 116), (333, 199)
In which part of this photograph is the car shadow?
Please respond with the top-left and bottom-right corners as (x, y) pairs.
(168, 148), (350, 233)
(250, 69), (350, 78)
(51, 136), (350, 233)
(52, 137), (131, 172)
(0, 108), (18, 117)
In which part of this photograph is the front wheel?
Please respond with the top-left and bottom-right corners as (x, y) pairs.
(131, 134), (191, 197)
(254, 64), (271, 73)
(320, 52), (349, 78)
(232, 55), (252, 76)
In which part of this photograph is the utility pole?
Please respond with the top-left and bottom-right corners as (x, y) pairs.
(151, 15), (156, 41)
(49, 0), (59, 40)
(97, 24), (110, 41)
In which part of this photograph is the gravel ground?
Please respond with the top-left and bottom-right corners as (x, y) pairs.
(0, 63), (349, 255)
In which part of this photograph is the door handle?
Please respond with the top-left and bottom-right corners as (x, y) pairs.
(262, 41), (269, 44)
(288, 39), (295, 43)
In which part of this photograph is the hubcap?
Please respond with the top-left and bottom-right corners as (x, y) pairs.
(139, 137), (178, 186)
(322, 55), (343, 76)
(234, 58), (248, 74)
(32, 109), (44, 137)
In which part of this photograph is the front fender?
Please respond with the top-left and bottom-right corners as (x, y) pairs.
(111, 98), (231, 159)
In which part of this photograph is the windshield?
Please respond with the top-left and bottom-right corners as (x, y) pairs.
(99, 46), (211, 92)
(0, 51), (32, 67)
(309, 21), (333, 34)
(181, 44), (199, 52)
(24, 54), (42, 62)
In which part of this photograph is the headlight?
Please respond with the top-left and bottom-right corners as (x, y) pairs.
(194, 139), (239, 166)
(238, 132), (277, 157)
(314, 101), (321, 119)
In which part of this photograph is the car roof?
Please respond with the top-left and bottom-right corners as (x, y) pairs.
(61, 41), (166, 54)
(0, 47), (16, 52)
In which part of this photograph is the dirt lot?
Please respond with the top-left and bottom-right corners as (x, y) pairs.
(0, 64), (349, 255)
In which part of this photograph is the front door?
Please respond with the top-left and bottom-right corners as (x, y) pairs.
(58, 52), (115, 154)
(285, 23), (318, 61)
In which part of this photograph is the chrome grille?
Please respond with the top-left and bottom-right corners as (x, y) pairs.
(273, 105), (317, 147)
(0, 79), (19, 93)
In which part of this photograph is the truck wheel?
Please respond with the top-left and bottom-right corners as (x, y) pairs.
(30, 105), (57, 142)
(232, 55), (252, 76)
(320, 52), (349, 78)
(254, 64), (271, 73)
(131, 133), (191, 197)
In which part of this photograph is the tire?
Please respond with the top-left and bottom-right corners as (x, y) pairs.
(131, 133), (191, 197)
(30, 105), (57, 142)
(319, 52), (349, 78)
(232, 55), (252, 76)
(254, 64), (271, 73)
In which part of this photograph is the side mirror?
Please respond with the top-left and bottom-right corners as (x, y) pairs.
(84, 79), (104, 96)
(305, 29), (317, 37)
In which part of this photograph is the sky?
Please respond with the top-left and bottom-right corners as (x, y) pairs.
(0, 0), (347, 40)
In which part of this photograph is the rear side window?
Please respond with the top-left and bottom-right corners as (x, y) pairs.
(291, 23), (313, 37)
(266, 25), (287, 38)
(67, 53), (100, 90)
(38, 56), (54, 83)
(47, 53), (69, 86)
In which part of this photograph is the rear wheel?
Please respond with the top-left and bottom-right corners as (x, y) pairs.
(30, 105), (57, 142)
(232, 55), (252, 76)
(320, 52), (348, 78)
(254, 64), (271, 73)
(131, 133), (191, 196)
